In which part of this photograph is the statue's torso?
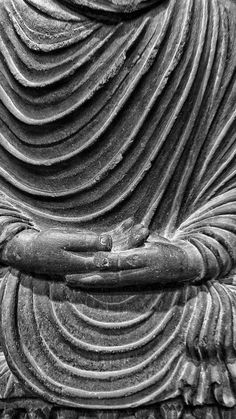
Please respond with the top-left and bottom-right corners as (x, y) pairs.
(1, 0), (232, 234)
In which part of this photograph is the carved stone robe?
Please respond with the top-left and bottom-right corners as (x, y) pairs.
(0, 0), (235, 410)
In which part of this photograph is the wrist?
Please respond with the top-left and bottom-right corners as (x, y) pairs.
(175, 240), (205, 283)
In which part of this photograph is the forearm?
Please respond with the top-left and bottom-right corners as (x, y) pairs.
(150, 236), (228, 285)
(152, 233), (235, 285)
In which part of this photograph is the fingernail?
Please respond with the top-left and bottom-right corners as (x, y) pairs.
(95, 256), (109, 269)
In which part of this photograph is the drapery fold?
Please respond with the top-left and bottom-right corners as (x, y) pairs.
(26, 0), (164, 20)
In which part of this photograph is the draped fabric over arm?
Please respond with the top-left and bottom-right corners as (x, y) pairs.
(173, 191), (236, 283)
(0, 192), (37, 399)
(0, 192), (37, 256)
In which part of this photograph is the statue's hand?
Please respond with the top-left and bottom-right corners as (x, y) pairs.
(110, 218), (149, 251)
(62, 218), (149, 288)
(66, 238), (201, 289)
(1, 228), (112, 276)
(66, 243), (169, 288)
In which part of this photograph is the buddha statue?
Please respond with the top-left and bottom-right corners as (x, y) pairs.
(0, 0), (235, 417)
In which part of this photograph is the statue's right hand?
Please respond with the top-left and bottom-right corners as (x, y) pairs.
(0, 228), (112, 276)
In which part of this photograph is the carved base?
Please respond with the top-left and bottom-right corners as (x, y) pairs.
(0, 399), (236, 419)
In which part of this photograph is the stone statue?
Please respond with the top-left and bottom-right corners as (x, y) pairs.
(0, 0), (235, 417)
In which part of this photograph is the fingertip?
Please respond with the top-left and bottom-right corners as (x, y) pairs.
(142, 227), (150, 238)
(94, 252), (120, 271)
(121, 217), (134, 231)
(100, 234), (112, 250)
(133, 224), (149, 234)
(129, 227), (149, 247)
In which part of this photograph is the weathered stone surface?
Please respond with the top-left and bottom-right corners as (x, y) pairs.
(0, 0), (235, 416)
(1, 404), (236, 418)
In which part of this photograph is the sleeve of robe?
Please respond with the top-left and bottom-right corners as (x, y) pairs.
(0, 192), (37, 265)
(174, 191), (236, 284)
(154, 0), (236, 286)
(171, 64), (236, 285)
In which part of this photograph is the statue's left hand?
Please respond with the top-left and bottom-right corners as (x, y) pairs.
(66, 242), (182, 288)
(66, 246), (156, 288)
(66, 239), (203, 288)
